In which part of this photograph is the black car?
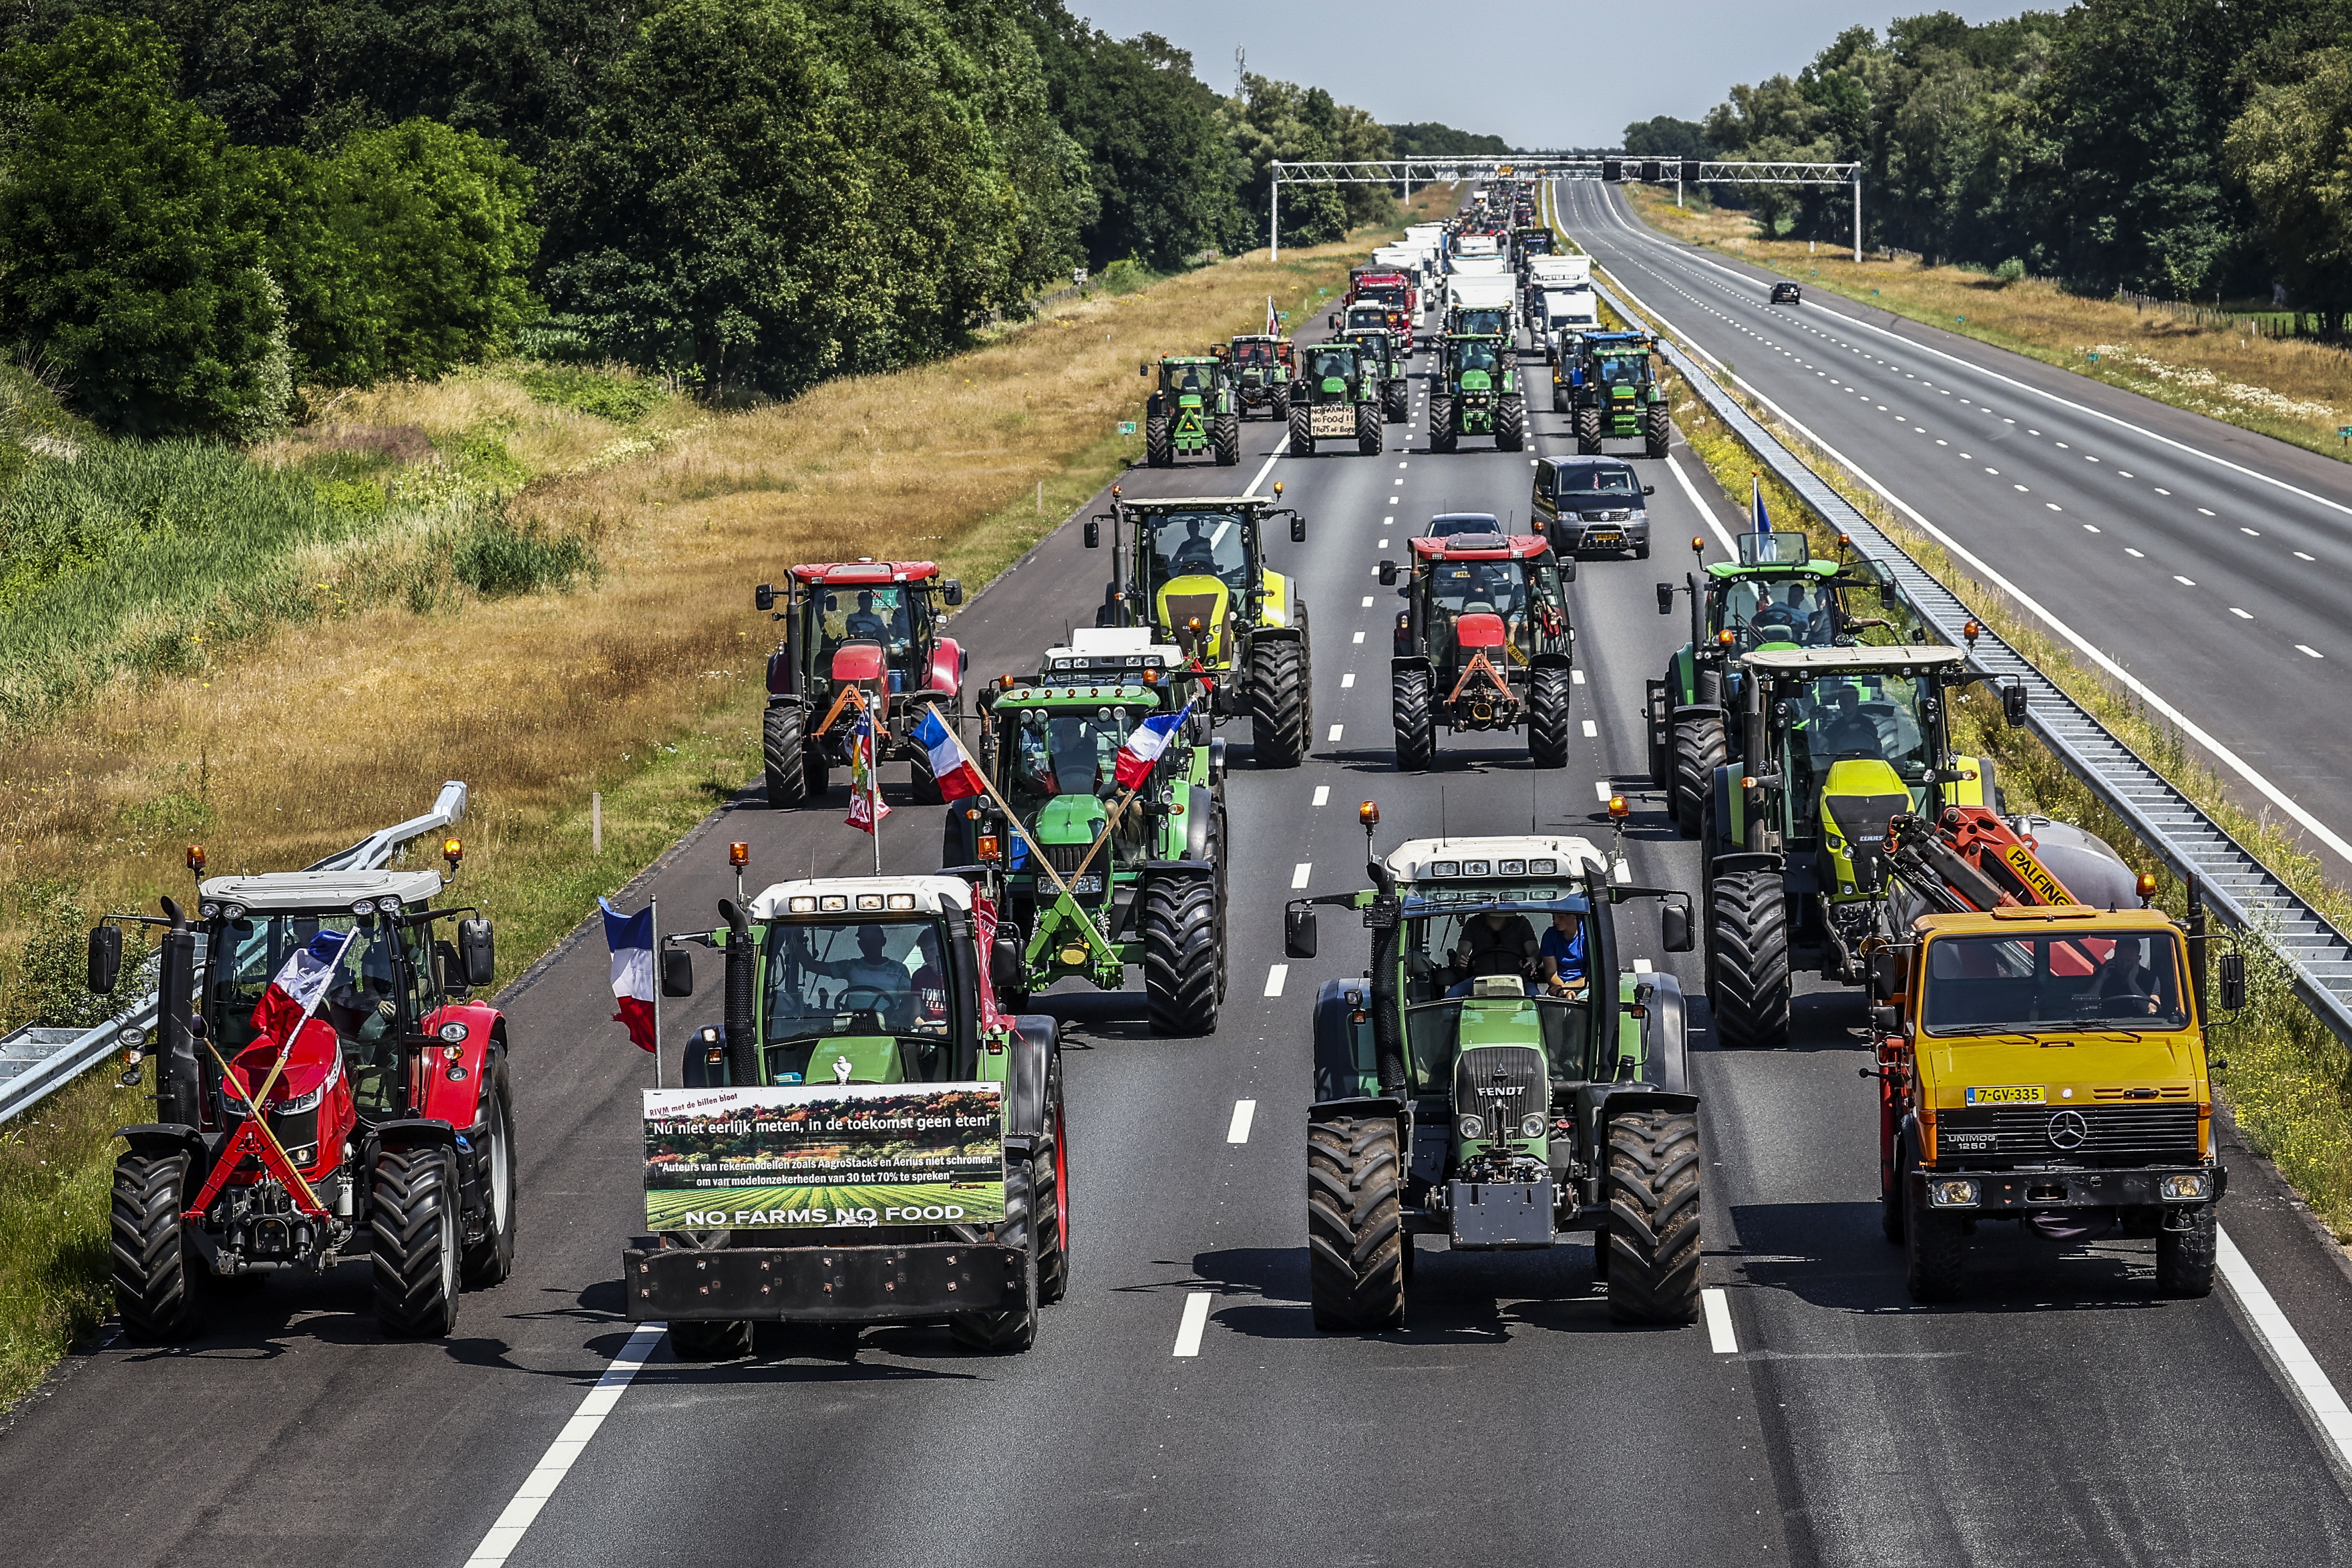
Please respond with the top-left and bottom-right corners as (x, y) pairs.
(1531, 456), (1654, 559)
(1770, 281), (1803, 305)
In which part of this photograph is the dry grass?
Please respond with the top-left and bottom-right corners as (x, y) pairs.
(1622, 184), (2352, 464)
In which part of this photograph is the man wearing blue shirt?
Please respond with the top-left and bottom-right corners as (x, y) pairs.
(1538, 909), (1588, 997)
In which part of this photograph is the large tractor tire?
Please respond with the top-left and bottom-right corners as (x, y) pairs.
(1645, 401), (1671, 459)
(763, 705), (810, 808)
(1671, 710), (1728, 839)
(1307, 1115), (1406, 1332)
(1528, 667), (1572, 769)
(2156, 1205), (2217, 1298)
(1383, 379), (1408, 424)
(1356, 401), (1383, 456)
(1903, 1182), (1967, 1302)
(110, 1149), (200, 1342)
(1037, 1062), (1070, 1305)
(1552, 380), (1567, 413)
(951, 1157), (1040, 1353)
(1142, 876), (1219, 1036)
(1575, 404), (1602, 456)
(1429, 396), (1458, 454)
(1605, 1108), (1703, 1324)
(460, 1058), (519, 1289)
(1392, 665), (1435, 772)
(1495, 395), (1527, 452)
(1145, 414), (1172, 468)
(1707, 869), (1791, 1051)
(371, 1142), (462, 1338)
(802, 729), (830, 800)
(1249, 637), (1308, 768)
(1213, 412), (1241, 467)
(1287, 404), (1313, 457)
(909, 729), (946, 805)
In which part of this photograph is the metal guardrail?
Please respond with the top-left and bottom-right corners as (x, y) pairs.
(1594, 281), (2352, 1046)
(0, 781), (469, 1125)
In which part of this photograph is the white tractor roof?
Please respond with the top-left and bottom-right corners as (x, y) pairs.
(1743, 646), (1966, 673)
(749, 875), (974, 919)
(199, 868), (447, 913)
(1385, 836), (1610, 885)
(1051, 628), (1182, 666)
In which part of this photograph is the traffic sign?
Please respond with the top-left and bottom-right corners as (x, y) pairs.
(1118, 422), (1137, 435)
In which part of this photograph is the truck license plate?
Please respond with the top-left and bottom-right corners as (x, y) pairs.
(1965, 1085), (2046, 1104)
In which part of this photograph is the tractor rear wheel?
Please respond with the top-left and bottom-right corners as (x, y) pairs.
(670, 1317), (755, 1361)
(1671, 710), (1727, 838)
(1552, 381), (1566, 413)
(2156, 1204), (2217, 1298)
(1903, 1184), (1967, 1302)
(763, 705), (809, 808)
(1145, 414), (1171, 468)
(1707, 870), (1791, 1051)
(1496, 395), (1527, 452)
(803, 730), (830, 799)
(1429, 397), (1457, 453)
(1392, 665), (1435, 772)
(371, 1142), (462, 1337)
(951, 1157), (1039, 1353)
(1287, 404), (1312, 456)
(460, 1059), (518, 1289)
(1142, 876), (1219, 1036)
(1384, 380), (1407, 423)
(1605, 1108), (1702, 1324)
(1249, 637), (1307, 768)
(1645, 401), (1671, 459)
(1307, 1115), (1406, 1332)
(1356, 401), (1383, 456)
(1528, 667), (1572, 769)
(1575, 404), (1602, 455)
(110, 1149), (200, 1342)
(1213, 412), (1240, 466)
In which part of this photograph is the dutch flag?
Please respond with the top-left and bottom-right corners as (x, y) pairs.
(1114, 702), (1195, 790)
(600, 898), (657, 1053)
(912, 707), (986, 802)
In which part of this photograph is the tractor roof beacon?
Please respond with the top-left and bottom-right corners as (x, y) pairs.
(1558, 330), (1669, 459)
(1084, 490), (1314, 768)
(1142, 354), (1239, 468)
(88, 783), (515, 1344)
(627, 867), (1069, 1359)
(1378, 533), (1576, 772)
(1287, 806), (1701, 1330)
(754, 561), (967, 811)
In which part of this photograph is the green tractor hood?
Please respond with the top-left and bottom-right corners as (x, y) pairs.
(1459, 370), (1492, 392)
(1035, 791), (1108, 846)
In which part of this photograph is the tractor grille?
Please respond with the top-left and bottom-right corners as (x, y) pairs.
(1936, 1104), (2199, 1163)
(1041, 841), (1091, 875)
(1455, 1045), (1549, 1135)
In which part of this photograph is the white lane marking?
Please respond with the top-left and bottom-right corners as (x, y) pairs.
(1227, 1099), (1257, 1144)
(2085, 524), (2102, 533)
(1313, 785), (1331, 806)
(1384, 515), (1394, 524)
(1361, 596), (1374, 607)
(2220, 1227), (2352, 1473)
(1341, 673), (1356, 688)
(2126, 548), (2146, 558)
(1397, 460), (1409, 469)
(1173, 1291), (1213, 1357)
(1581, 720), (1599, 737)
(2013, 484), (2029, 492)
(1243, 445), (1283, 496)
(2242, 527), (2261, 536)
(2047, 503), (2064, 512)
(462, 1323), (667, 1568)
(1328, 724), (1344, 741)
(2297, 551), (2316, 561)
(1632, 957), (1654, 974)
(2231, 607), (2254, 619)
(1666, 453), (1738, 553)
(1291, 863), (1312, 889)
(1351, 630), (1365, 643)
(1265, 965), (1289, 997)
(1703, 1287), (1739, 1353)
(1572, 669), (1586, 684)
(1595, 779), (1614, 802)
(2199, 507), (2216, 516)
(2299, 645), (2326, 659)
(2174, 576), (2197, 587)
(2156, 487), (2171, 495)
(1377, 539), (1389, 548)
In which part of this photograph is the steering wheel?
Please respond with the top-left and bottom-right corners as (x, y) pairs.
(834, 984), (898, 1031)
(1752, 606), (1799, 632)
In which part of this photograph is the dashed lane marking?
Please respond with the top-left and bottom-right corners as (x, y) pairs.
(1703, 1288), (1739, 1354)
(1291, 863), (1312, 889)
(1594, 780), (1613, 802)
(1227, 1099), (1257, 1144)
(1581, 720), (1598, 738)
(1173, 1290), (1213, 1357)
(1328, 725), (1344, 741)
(1313, 785), (1331, 806)
(1265, 965), (1289, 997)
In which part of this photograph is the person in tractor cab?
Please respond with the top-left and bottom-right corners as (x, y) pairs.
(1456, 341), (1500, 374)
(1447, 909), (1539, 995)
(1167, 517), (1219, 576)
(1752, 579), (1831, 643)
(1813, 684), (1883, 757)
(1311, 347), (1351, 381)
(1538, 909), (1588, 997)
(793, 924), (921, 1032)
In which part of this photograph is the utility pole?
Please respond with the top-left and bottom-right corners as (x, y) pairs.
(1234, 45), (1245, 99)
(1853, 176), (1862, 263)
(1270, 175), (1281, 261)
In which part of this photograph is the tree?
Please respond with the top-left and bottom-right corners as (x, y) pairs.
(1622, 117), (1712, 160)
(0, 15), (288, 438)
(1228, 74), (1394, 251)
(1387, 122), (1509, 157)
(2227, 48), (2352, 332)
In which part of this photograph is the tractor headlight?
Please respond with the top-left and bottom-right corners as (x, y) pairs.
(438, 1021), (469, 1043)
(2160, 1172), (2212, 1201)
(1519, 1114), (1547, 1140)
(1929, 1178), (1981, 1208)
(1457, 1115), (1485, 1141)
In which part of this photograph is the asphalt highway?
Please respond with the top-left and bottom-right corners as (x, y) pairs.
(1559, 180), (2352, 885)
(9, 261), (2352, 1567)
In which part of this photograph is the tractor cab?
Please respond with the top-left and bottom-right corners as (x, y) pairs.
(1449, 306), (1512, 339)
(1379, 534), (1573, 769)
(1221, 335), (1294, 418)
(1143, 354), (1238, 466)
(1300, 341), (1368, 406)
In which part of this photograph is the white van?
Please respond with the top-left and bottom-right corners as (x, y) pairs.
(1540, 288), (1599, 358)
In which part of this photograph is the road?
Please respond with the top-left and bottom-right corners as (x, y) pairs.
(1557, 179), (2352, 885)
(8, 238), (2352, 1568)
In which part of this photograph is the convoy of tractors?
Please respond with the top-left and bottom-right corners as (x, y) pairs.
(86, 178), (2229, 1369)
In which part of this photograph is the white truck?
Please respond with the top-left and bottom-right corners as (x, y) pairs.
(1538, 288), (1599, 359)
(1445, 273), (1519, 340)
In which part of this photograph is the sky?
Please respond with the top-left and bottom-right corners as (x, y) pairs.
(1063, 0), (2037, 149)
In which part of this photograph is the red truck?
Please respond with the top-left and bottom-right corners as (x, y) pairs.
(1345, 270), (1418, 353)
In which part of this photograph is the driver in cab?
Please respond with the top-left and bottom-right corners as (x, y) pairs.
(1447, 909), (1539, 996)
(1814, 685), (1881, 756)
(794, 925), (919, 1031)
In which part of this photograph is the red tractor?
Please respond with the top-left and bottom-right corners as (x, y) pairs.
(89, 785), (517, 1341)
(1378, 528), (1577, 770)
(755, 560), (968, 807)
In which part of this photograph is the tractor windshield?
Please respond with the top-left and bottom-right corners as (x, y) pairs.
(814, 584), (918, 657)
(1162, 364), (1212, 400)
(1785, 669), (1936, 793)
(1919, 931), (2189, 1036)
(1399, 899), (1595, 1079)
(1231, 342), (1275, 366)
(1421, 559), (1562, 664)
(1145, 511), (1253, 594)
(1596, 355), (1651, 387)
(1000, 705), (1136, 803)
(1308, 347), (1356, 382)
(1455, 341), (1502, 374)
(203, 908), (428, 1112)
(764, 918), (956, 1070)
(1347, 308), (1389, 332)
(1719, 576), (1838, 648)
(1457, 311), (1509, 337)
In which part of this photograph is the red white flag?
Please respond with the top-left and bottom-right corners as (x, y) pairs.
(599, 898), (656, 1052)
(845, 702), (891, 834)
(1265, 294), (1280, 336)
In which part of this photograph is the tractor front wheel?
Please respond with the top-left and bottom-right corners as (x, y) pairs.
(111, 1149), (200, 1342)
(1707, 869), (1791, 1051)
(371, 1142), (462, 1338)
(1671, 710), (1727, 839)
(1250, 638), (1308, 768)
(1145, 414), (1172, 468)
(1356, 401), (1383, 456)
(951, 1157), (1040, 1352)
(1645, 401), (1671, 459)
(1575, 404), (1602, 456)
(1213, 412), (1240, 466)
(1528, 667), (1572, 769)
(1495, 395), (1527, 452)
(1605, 1108), (1702, 1324)
(763, 705), (809, 808)
(671, 1317), (755, 1360)
(1037, 1061), (1070, 1304)
(1429, 397), (1457, 454)
(1392, 665), (1435, 772)
(460, 1059), (518, 1289)
(1307, 1115), (1406, 1332)
(1142, 876), (1219, 1036)
(1287, 404), (1313, 457)
(1383, 379), (1408, 423)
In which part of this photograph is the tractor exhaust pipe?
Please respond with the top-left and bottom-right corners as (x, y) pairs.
(155, 896), (199, 1128)
(720, 898), (758, 1087)
(1366, 858), (1407, 1097)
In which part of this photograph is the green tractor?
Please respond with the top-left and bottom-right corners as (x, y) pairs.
(1558, 331), (1670, 458)
(1696, 644), (2015, 1050)
(1646, 531), (1902, 837)
(946, 630), (1227, 1034)
(1084, 489), (1313, 767)
(1286, 812), (1701, 1329)
(1142, 354), (1240, 467)
(1429, 333), (1525, 453)
(1337, 325), (1411, 424)
(1286, 340), (1384, 457)
(1219, 335), (1294, 420)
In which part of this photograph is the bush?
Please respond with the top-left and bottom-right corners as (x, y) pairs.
(452, 514), (594, 597)
(1096, 257), (1153, 295)
(512, 364), (667, 423)
(1994, 257), (2027, 284)
(0, 882), (110, 1033)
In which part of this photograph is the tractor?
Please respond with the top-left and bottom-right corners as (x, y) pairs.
(1379, 530), (1575, 771)
(1219, 335), (1294, 420)
(630, 869), (1068, 1358)
(1285, 807), (1700, 1330)
(1559, 331), (1670, 458)
(1647, 531), (1903, 836)
(1694, 644), (2016, 1050)
(1286, 339), (1383, 457)
(88, 784), (516, 1342)
(1141, 353), (1240, 466)
(1429, 333), (1525, 453)
(1337, 324), (1411, 423)
(754, 561), (967, 808)
(1084, 490), (1314, 767)
(943, 629), (1227, 1034)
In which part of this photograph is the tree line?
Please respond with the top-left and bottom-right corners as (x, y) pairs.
(1640, 0), (2352, 328)
(0, 1), (1486, 436)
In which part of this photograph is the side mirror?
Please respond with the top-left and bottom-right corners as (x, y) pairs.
(1139, 362), (1150, 377)
(1560, 556), (1576, 583)
(2218, 951), (2246, 1013)
(1285, 904), (1318, 960)
(1871, 1004), (1904, 1037)
(1289, 517), (1306, 544)
(87, 924), (122, 996)
(754, 582), (775, 611)
(1660, 903), (1692, 953)
(1378, 560), (1398, 586)
(943, 578), (963, 607)
(661, 948), (695, 998)
(1643, 485), (1657, 496)
(1655, 582), (1674, 615)
(991, 937), (1022, 996)
(1084, 520), (1100, 548)
(2002, 680), (2028, 728)
(458, 917), (496, 989)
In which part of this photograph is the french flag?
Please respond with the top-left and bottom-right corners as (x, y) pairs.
(1114, 702), (1195, 790)
(913, 707), (985, 801)
(249, 929), (350, 1052)
(600, 898), (657, 1053)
